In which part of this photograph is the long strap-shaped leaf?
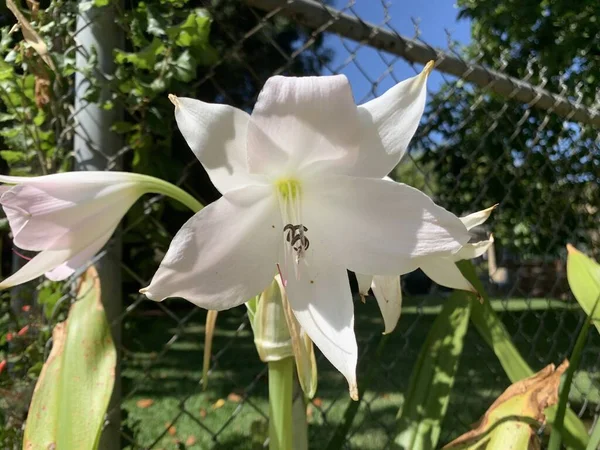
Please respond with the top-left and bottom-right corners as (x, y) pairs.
(457, 260), (590, 450)
(393, 291), (471, 450)
(23, 266), (117, 450)
(549, 246), (600, 450)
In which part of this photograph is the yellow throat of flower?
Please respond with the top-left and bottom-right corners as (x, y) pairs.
(275, 178), (302, 201)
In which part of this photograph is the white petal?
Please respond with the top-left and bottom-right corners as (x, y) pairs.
(454, 235), (494, 261)
(0, 248), (73, 289)
(351, 63), (432, 177)
(355, 273), (373, 297)
(0, 184), (136, 251)
(419, 257), (475, 292)
(303, 175), (470, 276)
(371, 275), (403, 334)
(460, 205), (497, 230)
(45, 227), (115, 281)
(142, 184), (281, 309)
(170, 96), (253, 194)
(0, 172), (145, 199)
(282, 258), (358, 400)
(247, 75), (360, 176)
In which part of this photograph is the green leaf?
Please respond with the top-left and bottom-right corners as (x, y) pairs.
(0, 150), (27, 164)
(172, 50), (196, 82)
(114, 38), (165, 70)
(23, 266), (117, 450)
(145, 5), (167, 37)
(393, 291), (471, 450)
(324, 336), (390, 450)
(166, 10), (211, 48)
(548, 308), (596, 450)
(586, 419), (600, 450)
(457, 260), (590, 450)
(548, 247), (600, 450)
(566, 244), (600, 334)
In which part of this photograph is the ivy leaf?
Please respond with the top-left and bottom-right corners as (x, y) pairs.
(146, 5), (167, 37)
(166, 10), (211, 47)
(115, 38), (165, 70)
(172, 50), (196, 82)
(0, 150), (27, 164)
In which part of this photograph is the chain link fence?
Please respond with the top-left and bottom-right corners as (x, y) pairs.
(1, 0), (599, 448)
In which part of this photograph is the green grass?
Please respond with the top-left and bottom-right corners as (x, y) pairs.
(120, 296), (600, 449)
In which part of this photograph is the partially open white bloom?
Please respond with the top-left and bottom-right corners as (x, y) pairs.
(357, 205), (496, 335)
(0, 172), (160, 288)
(141, 64), (472, 399)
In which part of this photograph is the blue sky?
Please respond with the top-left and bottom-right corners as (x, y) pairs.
(321, 0), (472, 102)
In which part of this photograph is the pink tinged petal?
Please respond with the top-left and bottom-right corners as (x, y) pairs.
(247, 75), (360, 176)
(169, 96), (254, 194)
(303, 175), (470, 276)
(352, 62), (433, 178)
(0, 248), (73, 289)
(283, 260), (359, 401)
(0, 184), (137, 251)
(0, 172), (145, 199)
(419, 257), (475, 293)
(371, 275), (402, 335)
(141, 184), (281, 310)
(45, 227), (116, 281)
(460, 204), (497, 231)
(355, 273), (373, 298)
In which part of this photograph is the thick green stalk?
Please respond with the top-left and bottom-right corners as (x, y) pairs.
(117, 172), (203, 213)
(146, 177), (203, 213)
(269, 357), (294, 450)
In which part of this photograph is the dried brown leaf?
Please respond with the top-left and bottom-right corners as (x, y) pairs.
(6, 0), (56, 71)
(444, 361), (568, 449)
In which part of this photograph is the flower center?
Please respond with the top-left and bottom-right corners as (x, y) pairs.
(275, 178), (308, 278)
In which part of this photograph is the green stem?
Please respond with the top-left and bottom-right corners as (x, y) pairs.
(148, 179), (203, 213)
(125, 172), (203, 213)
(268, 357), (294, 450)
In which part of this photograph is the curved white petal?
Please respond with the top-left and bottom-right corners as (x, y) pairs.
(0, 172), (145, 199)
(247, 75), (360, 176)
(282, 257), (358, 400)
(419, 257), (475, 292)
(303, 175), (470, 276)
(371, 275), (403, 334)
(454, 235), (494, 261)
(355, 273), (373, 298)
(351, 62), (432, 178)
(45, 227), (115, 281)
(170, 95), (253, 194)
(460, 205), (497, 230)
(0, 184), (137, 251)
(141, 184), (281, 309)
(0, 248), (73, 289)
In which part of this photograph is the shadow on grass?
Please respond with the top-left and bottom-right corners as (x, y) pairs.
(120, 297), (600, 449)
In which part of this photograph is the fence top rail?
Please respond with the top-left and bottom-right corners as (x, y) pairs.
(244, 0), (600, 128)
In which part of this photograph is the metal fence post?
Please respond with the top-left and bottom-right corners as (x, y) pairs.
(74, 1), (123, 448)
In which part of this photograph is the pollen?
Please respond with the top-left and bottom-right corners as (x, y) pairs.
(275, 178), (302, 201)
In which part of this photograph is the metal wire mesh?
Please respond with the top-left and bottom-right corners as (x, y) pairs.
(0, 0), (598, 448)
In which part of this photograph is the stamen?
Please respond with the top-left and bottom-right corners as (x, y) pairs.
(275, 178), (309, 279)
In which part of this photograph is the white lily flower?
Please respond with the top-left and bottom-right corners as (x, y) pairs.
(0, 172), (187, 288)
(358, 205), (496, 334)
(141, 64), (472, 399)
